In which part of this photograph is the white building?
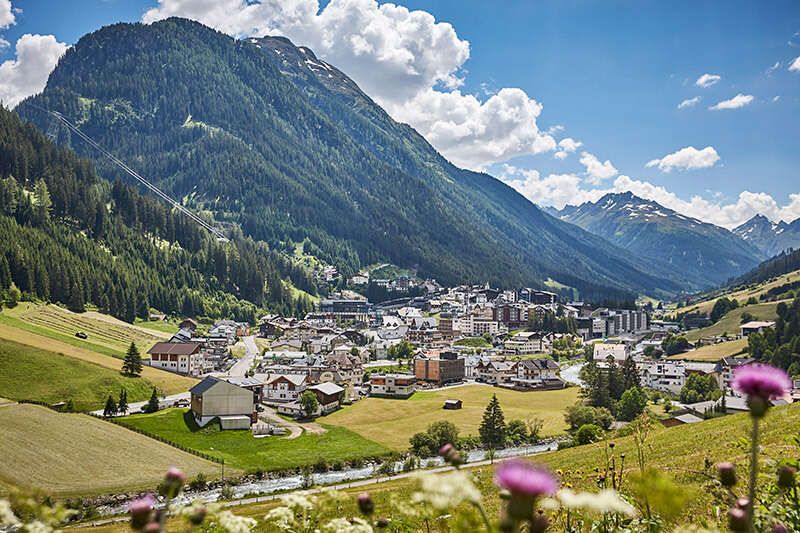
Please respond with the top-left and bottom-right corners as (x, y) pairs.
(147, 342), (205, 376)
(370, 373), (416, 398)
(504, 331), (550, 356)
(637, 360), (686, 394)
(592, 343), (630, 363)
(264, 374), (308, 402)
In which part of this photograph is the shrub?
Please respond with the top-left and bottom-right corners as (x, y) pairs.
(575, 423), (604, 445)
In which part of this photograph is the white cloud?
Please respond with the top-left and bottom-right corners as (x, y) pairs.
(677, 96), (700, 109)
(499, 165), (800, 228)
(709, 93), (754, 110)
(766, 61), (780, 75)
(695, 73), (720, 88)
(773, 95), (781, 102)
(554, 137), (582, 160)
(579, 152), (617, 185)
(0, 34), (68, 109)
(142, 0), (556, 170)
(645, 145), (720, 172)
(0, 0), (15, 29)
(790, 56), (800, 72)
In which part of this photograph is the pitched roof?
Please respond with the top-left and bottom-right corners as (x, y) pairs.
(309, 382), (344, 395)
(148, 341), (202, 355)
(190, 375), (221, 395)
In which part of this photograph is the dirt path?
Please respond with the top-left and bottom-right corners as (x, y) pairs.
(259, 407), (327, 439)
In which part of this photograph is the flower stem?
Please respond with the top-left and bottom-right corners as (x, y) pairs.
(748, 415), (760, 530)
(473, 501), (493, 532)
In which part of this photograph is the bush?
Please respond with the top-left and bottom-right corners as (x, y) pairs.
(188, 473), (207, 491)
(575, 423), (604, 445)
(617, 388), (648, 422)
(565, 403), (614, 431)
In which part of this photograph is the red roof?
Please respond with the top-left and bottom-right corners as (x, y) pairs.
(147, 342), (202, 355)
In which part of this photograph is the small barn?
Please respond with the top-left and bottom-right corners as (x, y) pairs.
(443, 399), (462, 410)
(190, 376), (255, 428)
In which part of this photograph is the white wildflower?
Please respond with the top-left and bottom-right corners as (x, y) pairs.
(281, 491), (314, 511)
(321, 517), (373, 532)
(0, 500), (19, 527)
(23, 521), (52, 533)
(411, 471), (481, 510)
(557, 489), (637, 517)
(264, 506), (295, 529)
(215, 510), (257, 533)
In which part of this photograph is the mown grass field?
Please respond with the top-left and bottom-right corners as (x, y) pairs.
(0, 403), (220, 496)
(0, 322), (196, 395)
(118, 408), (391, 472)
(0, 302), (168, 357)
(73, 403), (800, 533)
(669, 337), (748, 361)
(0, 337), (157, 410)
(674, 269), (800, 317)
(323, 385), (580, 450)
(685, 301), (782, 341)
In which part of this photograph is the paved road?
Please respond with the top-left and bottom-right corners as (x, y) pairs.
(227, 336), (258, 377)
(88, 391), (191, 417)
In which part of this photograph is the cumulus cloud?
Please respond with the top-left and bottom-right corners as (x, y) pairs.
(554, 137), (582, 160)
(695, 73), (720, 88)
(499, 165), (800, 228)
(579, 152), (617, 185)
(142, 0), (556, 170)
(645, 146), (720, 172)
(0, 0), (15, 29)
(0, 34), (68, 109)
(677, 96), (700, 109)
(790, 56), (800, 72)
(709, 93), (754, 110)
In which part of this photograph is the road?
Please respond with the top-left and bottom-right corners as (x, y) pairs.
(88, 391), (190, 417)
(227, 335), (258, 377)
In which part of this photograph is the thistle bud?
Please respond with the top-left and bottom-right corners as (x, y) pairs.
(438, 443), (464, 466)
(773, 524), (789, 533)
(728, 508), (748, 532)
(375, 517), (390, 529)
(777, 465), (796, 489)
(531, 513), (549, 533)
(143, 521), (161, 533)
(717, 462), (737, 487)
(357, 493), (374, 516)
(735, 497), (751, 511)
(160, 467), (187, 499)
(187, 505), (207, 526)
(128, 495), (155, 530)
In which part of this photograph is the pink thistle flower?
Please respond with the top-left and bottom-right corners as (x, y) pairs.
(733, 364), (790, 401)
(128, 494), (155, 530)
(495, 459), (558, 497)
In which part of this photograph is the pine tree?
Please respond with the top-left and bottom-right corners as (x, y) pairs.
(479, 394), (507, 450)
(145, 388), (160, 413)
(122, 341), (143, 376)
(590, 370), (612, 409)
(117, 389), (128, 414)
(103, 395), (117, 417)
(621, 356), (640, 391)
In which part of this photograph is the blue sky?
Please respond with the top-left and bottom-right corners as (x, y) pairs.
(1, 0), (799, 228)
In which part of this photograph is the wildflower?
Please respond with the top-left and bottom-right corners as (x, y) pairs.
(777, 465), (796, 488)
(531, 513), (549, 533)
(411, 470), (481, 510)
(182, 503), (207, 526)
(264, 507), (295, 529)
(128, 494), (155, 530)
(142, 521), (161, 533)
(495, 459), (558, 520)
(376, 517), (390, 528)
(280, 492), (313, 511)
(439, 443), (464, 466)
(773, 524), (789, 533)
(717, 462), (737, 487)
(732, 364), (790, 417)
(321, 517), (373, 533)
(728, 507), (748, 532)
(160, 467), (187, 499)
(557, 489), (637, 517)
(357, 493), (374, 516)
(0, 500), (20, 527)
(215, 510), (257, 533)
(22, 521), (53, 533)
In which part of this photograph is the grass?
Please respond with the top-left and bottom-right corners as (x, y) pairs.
(73, 403), (800, 532)
(0, 302), (168, 358)
(230, 340), (246, 358)
(117, 409), (391, 472)
(453, 337), (492, 348)
(674, 269), (800, 317)
(134, 318), (181, 335)
(0, 322), (196, 396)
(668, 338), (748, 362)
(685, 301), (782, 341)
(0, 403), (219, 496)
(323, 385), (580, 450)
(0, 337), (157, 411)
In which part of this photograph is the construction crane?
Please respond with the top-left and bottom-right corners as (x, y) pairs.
(34, 105), (229, 242)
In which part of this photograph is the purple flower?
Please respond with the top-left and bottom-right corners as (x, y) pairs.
(495, 459), (558, 497)
(160, 467), (186, 498)
(732, 364), (790, 400)
(128, 494), (155, 530)
(165, 467), (187, 484)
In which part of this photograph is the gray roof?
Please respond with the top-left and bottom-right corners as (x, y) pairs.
(190, 376), (221, 395)
(310, 382), (345, 395)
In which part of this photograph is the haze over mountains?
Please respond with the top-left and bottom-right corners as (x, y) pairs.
(552, 192), (763, 290)
(18, 18), (685, 301)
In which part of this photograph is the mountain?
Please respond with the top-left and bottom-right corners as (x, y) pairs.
(733, 214), (800, 258)
(553, 192), (762, 290)
(18, 18), (683, 301)
(0, 106), (314, 322)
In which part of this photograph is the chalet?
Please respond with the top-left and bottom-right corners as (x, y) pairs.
(270, 339), (305, 352)
(264, 374), (308, 402)
(147, 342), (204, 376)
(593, 343), (630, 364)
(370, 373), (416, 398)
(190, 376), (255, 428)
(309, 382), (345, 414)
(507, 358), (564, 390)
(503, 331), (550, 356)
(474, 359), (516, 384)
(179, 318), (199, 332)
(740, 321), (776, 337)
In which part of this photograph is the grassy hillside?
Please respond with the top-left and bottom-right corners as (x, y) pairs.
(0, 322), (196, 395)
(669, 338), (748, 362)
(323, 385), (580, 450)
(118, 408), (390, 472)
(0, 337), (154, 410)
(0, 403), (219, 496)
(685, 301), (782, 341)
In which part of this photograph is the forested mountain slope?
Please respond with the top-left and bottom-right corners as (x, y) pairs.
(0, 107), (314, 322)
(19, 18), (682, 301)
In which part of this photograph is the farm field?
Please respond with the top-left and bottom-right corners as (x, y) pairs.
(0, 302), (168, 357)
(323, 384), (580, 450)
(684, 301), (782, 341)
(0, 403), (220, 496)
(668, 338), (748, 362)
(73, 402), (800, 533)
(0, 322), (196, 395)
(118, 408), (390, 472)
(0, 338), (155, 410)
(674, 269), (800, 317)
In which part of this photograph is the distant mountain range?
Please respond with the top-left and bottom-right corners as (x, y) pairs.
(551, 192), (762, 290)
(18, 18), (684, 301)
(733, 214), (800, 258)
